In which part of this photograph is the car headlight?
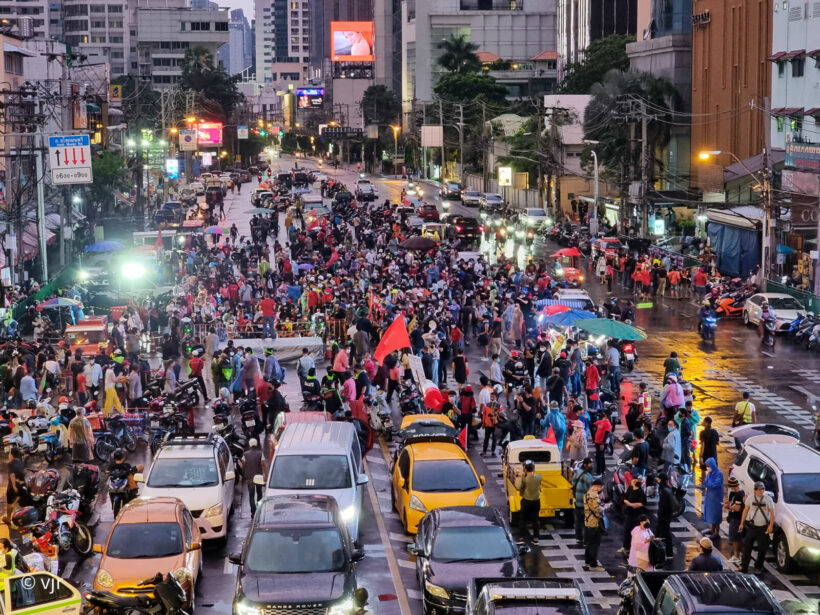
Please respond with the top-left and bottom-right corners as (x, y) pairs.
(579, 276), (585, 282)
(328, 599), (353, 615)
(235, 600), (263, 615)
(341, 505), (357, 522)
(797, 521), (820, 540)
(475, 494), (487, 507)
(409, 494), (427, 513)
(173, 567), (191, 584)
(499, 228), (507, 236)
(515, 230), (524, 238)
(204, 503), (223, 518)
(425, 581), (449, 599)
(95, 570), (113, 588)
(480, 212), (487, 219)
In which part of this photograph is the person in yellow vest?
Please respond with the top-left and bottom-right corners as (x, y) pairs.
(732, 391), (756, 426)
(0, 538), (17, 578)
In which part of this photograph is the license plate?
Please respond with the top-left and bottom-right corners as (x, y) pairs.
(625, 353), (634, 360)
(245, 420), (255, 427)
(150, 421), (159, 428)
(38, 443), (47, 452)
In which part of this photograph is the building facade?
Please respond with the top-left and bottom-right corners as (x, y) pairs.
(690, 0), (773, 191)
(219, 8), (254, 76)
(557, 0), (638, 66)
(254, 0), (310, 85)
(0, 0), (48, 39)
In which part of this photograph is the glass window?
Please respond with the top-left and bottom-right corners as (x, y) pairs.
(398, 450), (410, 479)
(778, 62), (785, 77)
(268, 454), (351, 489)
(9, 574), (73, 610)
(147, 458), (219, 488)
(245, 528), (346, 572)
(106, 522), (184, 558)
(182, 510), (194, 545)
(792, 58), (805, 77)
(412, 459), (479, 492)
(782, 473), (820, 504)
(431, 526), (515, 561)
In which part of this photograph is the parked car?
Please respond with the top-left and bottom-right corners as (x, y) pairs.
(440, 181), (462, 200)
(462, 190), (481, 207)
(743, 293), (806, 330)
(468, 578), (590, 615)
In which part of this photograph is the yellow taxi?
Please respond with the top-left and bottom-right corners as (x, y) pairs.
(399, 414), (454, 430)
(391, 434), (486, 534)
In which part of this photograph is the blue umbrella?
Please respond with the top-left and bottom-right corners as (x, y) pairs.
(540, 309), (594, 327)
(85, 240), (125, 253)
(777, 244), (795, 255)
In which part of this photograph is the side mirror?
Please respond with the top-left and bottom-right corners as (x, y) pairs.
(407, 543), (423, 556)
(92, 544), (102, 554)
(356, 474), (369, 486)
(225, 471), (236, 482)
(228, 552), (242, 565)
(351, 548), (365, 562)
(190, 542), (201, 551)
(518, 545), (531, 555)
(253, 474), (265, 486)
(398, 477), (406, 489)
(480, 475), (486, 485)
(133, 473), (144, 483)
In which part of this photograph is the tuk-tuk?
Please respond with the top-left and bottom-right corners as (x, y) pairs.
(421, 223), (444, 241)
(0, 571), (83, 615)
(64, 316), (109, 355)
(502, 436), (574, 525)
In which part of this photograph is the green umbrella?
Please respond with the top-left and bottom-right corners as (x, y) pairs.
(574, 318), (647, 341)
(245, 207), (274, 215)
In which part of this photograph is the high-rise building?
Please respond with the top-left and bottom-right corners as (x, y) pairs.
(556, 0), (638, 66)
(61, 0), (134, 77)
(254, 0), (310, 85)
(219, 8), (254, 75)
(0, 0), (49, 39)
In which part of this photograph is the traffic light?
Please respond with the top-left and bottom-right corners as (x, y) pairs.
(260, 130), (267, 137)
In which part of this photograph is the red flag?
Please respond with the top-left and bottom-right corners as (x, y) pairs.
(154, 229), (163, 251)
(542, 427), (556, 445)
(325, 250), (340, 269)
(457, 425), (467, 449)
(374, 315), (411, 364)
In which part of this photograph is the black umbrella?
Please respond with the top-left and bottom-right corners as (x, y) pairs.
(399, 236), (437, 251)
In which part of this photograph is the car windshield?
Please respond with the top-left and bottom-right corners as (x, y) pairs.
(781, 473), (820, 504)
(491, 602), (585, 615)
(465, 191), (480, 197)
(245, 528), (346, 573)
(412, 459), (479, 492)
(769, 297), (804, 310)
(106, 522), (183, 558)
(268, 454), (351, 490)
(447, 183), (460, 189)
(147, 458), (219, 488)
(432, 526), (514, 561)
(526, 210), (546, 217)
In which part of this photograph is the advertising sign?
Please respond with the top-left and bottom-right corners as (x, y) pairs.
(498, 166), (512, 187)
(196, 122), (223, 147)
(109, 84), (122, 103)
(785, 139), (820, 171)
(237, 126), (249, 139)
(201, 153), (213, 166)
(165, 159), (179, 179)
(331, 22), (375, 62)
(296, 88), (325, 108)
(179, 129), (197, 151)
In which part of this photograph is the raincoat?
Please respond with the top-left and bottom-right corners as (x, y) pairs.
(540, 407), (567, 449)
(700, 457), (724, 525)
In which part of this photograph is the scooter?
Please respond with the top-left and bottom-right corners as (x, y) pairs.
(67, 463), (100, 519)
(761, 314), (777, 348)
(93, 412), (137, 462)
(699, 315), (717, 341)
(18, 489), (93, 557)
(84, 572), (188, 615)
(366, 391), (392, 442)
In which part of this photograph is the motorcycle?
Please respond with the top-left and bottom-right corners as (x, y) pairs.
(699, 315), (717, 341)
(19, 489), (93, 557)
(93, 412), (137, 462)
(108, 465), (134, 519)
(366, 391), (392, 442)
(301, 388), (324, 412)
(67, 463), (100, 519)
(212, 419), (246, 478)
(84, 571), (188, 615)
(761, 314), (777, 348)
(21, 467), (59, 514)
(37, 415), (70, 463)
(398, 382), (422, 416)
(715, 293), (747, 318)
(239, 396), (262, 439)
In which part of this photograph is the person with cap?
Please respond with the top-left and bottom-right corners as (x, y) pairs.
(516, 459), (542, 543)
(724, 476), (746, 565)
(732, 391), (756, 426)
(583, 478), (605, 571)
(739, 481), (775, 573)
(689, 537), (723, 571)
(241, 438), (267, 516)
(481, 386), (501, 456)
(188, 348), (208, 402)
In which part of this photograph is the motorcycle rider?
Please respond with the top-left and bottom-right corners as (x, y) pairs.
(109, 449), (138, 517)
(697, 300), (716, 338)
(759, 300), (775, 341)
(503, 351), (527, 406)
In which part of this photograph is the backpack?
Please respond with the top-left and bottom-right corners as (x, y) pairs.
(13, 550), (29, 574)
(648, 538), (667, 567)
(670, 487), (686, 519)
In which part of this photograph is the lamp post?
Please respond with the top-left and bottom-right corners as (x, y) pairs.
(584, 140), (600, 236)
(698, 150), (773, 282)
(391, 125), (400, 179)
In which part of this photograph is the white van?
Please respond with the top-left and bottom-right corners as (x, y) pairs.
(257, 422), (368, 542)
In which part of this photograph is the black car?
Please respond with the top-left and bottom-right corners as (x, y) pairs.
(334, 190), (355, 206)
(440, 181), (462, 200)
(293, 172), (311, 187)
(447, 216), (480, 243)
(230, 495), (363, 615)
(408, 507), (527, 615)
(276, 173), (292, 188)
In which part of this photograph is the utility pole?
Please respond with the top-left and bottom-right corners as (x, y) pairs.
(421, 101), (427, 180)
(640, 99), (649, 237)
(438, 98), (445, 180)
(35, 129), (46, 282)
(762, 96), (773, 282)
(536, 98), (544, 212)
(481, 101), (488, 193)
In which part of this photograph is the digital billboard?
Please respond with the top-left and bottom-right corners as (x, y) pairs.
(196, 122), (223, 147)
(331, 22), (375, 62)
(297, 88), (325, 108)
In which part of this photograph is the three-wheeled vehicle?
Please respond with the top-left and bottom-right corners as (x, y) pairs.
(0, 571), (83, 615)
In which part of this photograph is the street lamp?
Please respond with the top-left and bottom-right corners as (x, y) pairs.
(391, 125), (400, 178)
(584, 140), (600, 236)
(697, 149), (773, 281)
(71, 194), (81, 205)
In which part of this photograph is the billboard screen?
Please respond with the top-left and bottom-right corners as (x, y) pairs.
(297, 88), (325, 108)
(331, 21), (374, 62)
(196, 122), (223, 147)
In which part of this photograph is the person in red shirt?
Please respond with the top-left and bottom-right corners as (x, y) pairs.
(593, 413), (612, 474)
(188, 349), (208, 402)
(584, 358), (600, 404)
(259, 294), (276, 338)
(693, 268), (708, 298)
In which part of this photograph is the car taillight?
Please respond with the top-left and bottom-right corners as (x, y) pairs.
(456, 225), (463, 232)
(479, 225), (484, 232)
(624, 344), (634, 352)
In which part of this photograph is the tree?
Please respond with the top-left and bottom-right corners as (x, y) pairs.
(88, 151), (130, 219)
(583, 69), (682, 192)
(434, 73), (508, 107)
(113, 75), (160, 130)
(179, 47), (244, 120)
(497, 117), (542, 185)
(436, 34), (481, 74)
(559, 34), (634, 94)
(361, 85), (401, 126)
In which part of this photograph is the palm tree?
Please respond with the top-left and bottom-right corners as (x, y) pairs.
(436, 34), (481, 74)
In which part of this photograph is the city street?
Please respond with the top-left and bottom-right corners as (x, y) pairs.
(49, 157), (820, 615)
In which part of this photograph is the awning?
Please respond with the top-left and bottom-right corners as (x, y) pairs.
(783, 49), (806, 60)
(772, 107), (803, 116)
(767, 52), (787, 61)
(3, 43), (36, 57)
(809, 49), (820, 57)
(86, 103), (101, 113)
(22, 222), (57, 260)
(806, 107), (820, 116)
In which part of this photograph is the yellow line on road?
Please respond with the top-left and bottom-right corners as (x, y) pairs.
(362, 438), (411, 615)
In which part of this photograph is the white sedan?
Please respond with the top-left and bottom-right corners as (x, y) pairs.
(743, 293), (806, 330)
(522, 208), (550, 226)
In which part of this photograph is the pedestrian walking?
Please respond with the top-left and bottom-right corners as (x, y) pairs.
(739, 481), (774, 573)
(572, 458), (594, 544)
(516, 459), (542, 543)
(242, 438), (267, 516)
(481, 388), (500, 456)
(699, 416), (720, 469)
(655, 472), (675, 558)
(583, 478), (605, 571)
(628, 515), (654, 571)
(724, 476), (746, 566)
(732, 391), (756, 426)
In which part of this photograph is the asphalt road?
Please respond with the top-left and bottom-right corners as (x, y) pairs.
(44, 156), (820, 615)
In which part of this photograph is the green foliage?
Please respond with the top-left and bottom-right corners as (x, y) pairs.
(113, 75), (160, 130)
(180, 47), (244, 120)
(361, 85), (401, 126)
(89, 151), (130, 213)
(497, 116), (540, 183)
(436, 34), (481, 74)
(559, 34), (634, 94)
(434, 73), (508, 106)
